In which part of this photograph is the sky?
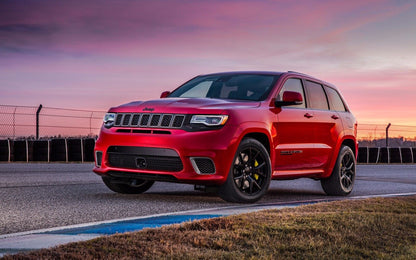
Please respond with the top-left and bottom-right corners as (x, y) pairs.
(1, 0), (416, 127)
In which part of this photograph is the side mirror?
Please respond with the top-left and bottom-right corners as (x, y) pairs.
(160, 91), (170, 98)
(275, 91), (303, 107)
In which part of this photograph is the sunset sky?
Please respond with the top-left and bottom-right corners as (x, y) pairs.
(1, 0), (416, 126)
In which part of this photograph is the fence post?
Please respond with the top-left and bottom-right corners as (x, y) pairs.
(81, 138), (84, 163)
(89, 111), (94, 135)
(13, 107), (17, 139)
(8, 139), (11, 162)
(385, 123), (391, 147)
(47, 140), (50, 163)
(36, 104), (43, 140)
(65, 138), (68, 163)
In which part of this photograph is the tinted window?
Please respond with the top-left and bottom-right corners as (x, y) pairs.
(276, 78), (306, 108)
(169, 74), (278, 101)
(177, 81), (211, 98)
(305, 81), (328, 110)
(324, 86), (346, 112)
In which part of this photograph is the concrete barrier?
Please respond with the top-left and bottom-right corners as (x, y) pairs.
(50, 139), (67, 162)
(0, 140), (10, 162)
(3, 140), (416, 164)
(401, 148), (413, 164)
(389, 148), (401, 163)
(0, 138), (97, 163)
(33, 140), (49, 162)
(378, 148), (389, 163)
(358, 147), (368, 163)
(83, 138), (95, 162)
(67, 139), (82, 162)
(368, 147), (380, 163)
(13, 140), (30, 162)
(413, 148), (416, 164)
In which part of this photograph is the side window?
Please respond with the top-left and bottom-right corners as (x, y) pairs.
(324, 86), (346, 112)
(276, 78), (306, 108)
(304, 81), (329, 110)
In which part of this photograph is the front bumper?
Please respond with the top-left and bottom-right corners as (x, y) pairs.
(93, 124), (239, 185)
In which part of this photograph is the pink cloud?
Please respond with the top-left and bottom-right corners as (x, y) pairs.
(1, 0), (415, 127)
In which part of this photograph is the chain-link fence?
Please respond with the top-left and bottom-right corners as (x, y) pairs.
(0, 104), (415, 145)
(358, 123), (416, 147)
(0, 105), (106, 139)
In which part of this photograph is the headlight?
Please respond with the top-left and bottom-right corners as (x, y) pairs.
(190, 115), (228, 126)
(103, 113), (116, 128)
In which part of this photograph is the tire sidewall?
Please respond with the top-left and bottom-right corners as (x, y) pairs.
(322, 145), (356, 195)
(219, 138), (271, 203)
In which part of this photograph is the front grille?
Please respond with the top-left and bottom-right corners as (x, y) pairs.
(107, 146), (183, 172)
(114, 113), (185, 128)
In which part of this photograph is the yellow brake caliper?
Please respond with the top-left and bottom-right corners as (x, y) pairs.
(254, 160), (259, 180)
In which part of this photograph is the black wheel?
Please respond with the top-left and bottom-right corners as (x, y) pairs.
(219, 138), (271, 203)
(321, 145), (356, 196)
(102, 177), (154, 194)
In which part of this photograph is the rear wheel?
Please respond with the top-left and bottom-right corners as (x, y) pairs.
(321, 145), (356, 196)
(219, 138), (271, 203)
(102, 177), (154, 194)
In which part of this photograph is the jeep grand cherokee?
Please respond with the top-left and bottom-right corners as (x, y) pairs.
(94, 71), (357, 203)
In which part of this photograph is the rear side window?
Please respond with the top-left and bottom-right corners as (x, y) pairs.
(304, 81), (328, 110)
(277, 78), (306, 108)
(324, 86), (346, 112)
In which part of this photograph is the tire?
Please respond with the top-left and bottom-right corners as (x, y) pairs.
(219, 138), (271, 203)
(102, 177), (154, 194)
(321, 145), (356, 196)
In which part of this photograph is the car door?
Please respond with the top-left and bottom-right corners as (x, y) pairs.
(302, 80), (341, 170)
(273, 78), (317, 172)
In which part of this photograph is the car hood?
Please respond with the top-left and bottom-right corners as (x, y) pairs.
(109, 98), (261, 114)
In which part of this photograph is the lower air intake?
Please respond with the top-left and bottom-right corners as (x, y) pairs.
(190, 157), (216, 175)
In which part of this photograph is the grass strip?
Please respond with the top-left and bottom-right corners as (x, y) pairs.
(3, 196), (416, 259)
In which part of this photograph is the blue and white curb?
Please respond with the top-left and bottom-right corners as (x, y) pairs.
(1, 192), (416, 257)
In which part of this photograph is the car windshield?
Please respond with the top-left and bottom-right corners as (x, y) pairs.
(168, 74), (279, 101)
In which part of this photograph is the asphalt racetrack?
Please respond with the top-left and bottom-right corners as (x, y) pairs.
(1, 163), (415, 235)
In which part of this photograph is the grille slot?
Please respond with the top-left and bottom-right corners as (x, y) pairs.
(115, 114), (123, 126)
(172, 115), (185, 127)
(150, 114), (161, 126)
(161, 115), (172, 127)
(114, 113), (185, 129)
(140, 114), (150, 126)
(122, 114), (131, 126)
(131, 114), (141, 126)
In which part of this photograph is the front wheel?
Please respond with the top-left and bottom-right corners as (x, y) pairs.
(219, 138), (271, 203)
(321, 145), (356, 196)
(102, 177), (154, 194)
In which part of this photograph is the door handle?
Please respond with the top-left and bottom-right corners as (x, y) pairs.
(331, 115), (339, 120)
(304, 113), (314, 118)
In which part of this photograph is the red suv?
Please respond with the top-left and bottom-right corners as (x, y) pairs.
(94, 71), (357, 203)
